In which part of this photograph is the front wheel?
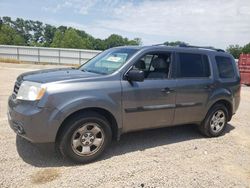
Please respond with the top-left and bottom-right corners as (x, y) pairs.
(58, 112), (112, 163)
(199, 103), (229, 137)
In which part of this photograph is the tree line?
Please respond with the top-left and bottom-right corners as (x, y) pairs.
(163, 41), (250, 59)
(226, 44), (250, 59)
(0, 16), (249, 58)
(0, 16), (141, 50)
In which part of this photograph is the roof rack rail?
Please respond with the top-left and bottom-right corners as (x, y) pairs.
(177, 44), (225, 52)
(151, 43), (166, 46)
(151, 43), (225, 52)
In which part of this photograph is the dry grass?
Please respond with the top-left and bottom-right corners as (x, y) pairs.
(31, 169), (61, 184)
(0, 57), (79, 67)
(0, 57), (21, 64)
(32, 61), (79, 67)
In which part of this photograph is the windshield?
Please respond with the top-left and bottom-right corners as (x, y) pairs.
(79, 48), (138, 75)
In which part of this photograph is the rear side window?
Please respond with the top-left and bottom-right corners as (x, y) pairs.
(177, 53), (210, 78)
(215, 56), (235, 78)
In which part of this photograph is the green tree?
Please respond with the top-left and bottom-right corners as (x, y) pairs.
(0, 16), (142, 50)
(105, 34), (126, 48)
(0, 17), (2, 29)
(51, 30), (64, 47)
(43, 24), (56, 47)
(128, 38), (142, 45)
(92, 38), (107, 50)
(61, 28), (88, 49)
(2, 16), (12, 26)
(12, 18), (31, 45)
(226, 44), (242, 59)
(242, 43), (250, 54)
(58, 26), (67, 33)
(31, 20), (44, 44)
(0, 24), (25, 45)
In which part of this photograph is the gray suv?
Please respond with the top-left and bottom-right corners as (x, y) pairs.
(8, 45), (241, 163)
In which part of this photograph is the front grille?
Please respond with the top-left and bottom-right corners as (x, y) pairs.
(12, 80), (22, 99)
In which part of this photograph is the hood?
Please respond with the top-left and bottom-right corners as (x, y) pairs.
(17, 68), (101, 83)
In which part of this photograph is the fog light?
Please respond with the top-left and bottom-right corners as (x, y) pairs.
(16, 125), (24, 134)
(13, 122), (25, 135)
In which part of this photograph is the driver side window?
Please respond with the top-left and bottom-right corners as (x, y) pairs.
(133, 52), (172, 79)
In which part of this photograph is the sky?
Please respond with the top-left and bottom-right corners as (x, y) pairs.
(0, 0), (250, 49)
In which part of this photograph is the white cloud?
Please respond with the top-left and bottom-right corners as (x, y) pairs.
(43, 0), (97, 15)
(95, 0), (250, 48)
(43, 0), (122, 15)
(43, 0), (250, 48)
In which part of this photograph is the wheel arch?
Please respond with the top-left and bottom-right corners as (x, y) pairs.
(55, 107), (119, 144)
(206, 87), (234, 122)
(207, 99), (233, 121)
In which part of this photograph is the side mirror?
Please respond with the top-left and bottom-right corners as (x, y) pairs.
(126, 69), (144, 82)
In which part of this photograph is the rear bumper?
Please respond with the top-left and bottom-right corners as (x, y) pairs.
(8, 96), (62, 143)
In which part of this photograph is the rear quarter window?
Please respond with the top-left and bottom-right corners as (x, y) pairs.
(215, 56), (235, 78)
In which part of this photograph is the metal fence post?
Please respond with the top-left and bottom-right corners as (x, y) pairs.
(79, 50), (81, 65)
(58, 49), (61, 64)
(17, 47), (19, 60)
(38, 48), (40, 62)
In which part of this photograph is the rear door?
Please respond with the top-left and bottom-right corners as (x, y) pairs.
(173, 52), (214, 125)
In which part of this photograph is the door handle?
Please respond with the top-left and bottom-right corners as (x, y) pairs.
(161, 87), (174, 94)
(204, 84), (216, 89)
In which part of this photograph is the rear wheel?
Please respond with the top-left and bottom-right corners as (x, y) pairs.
(58, 112), (112, 163)
(199, 103), (228, 137)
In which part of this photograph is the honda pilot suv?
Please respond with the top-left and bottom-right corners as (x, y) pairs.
(8, 45), (241, 163)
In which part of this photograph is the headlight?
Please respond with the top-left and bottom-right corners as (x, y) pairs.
(16, 81), (46, 101)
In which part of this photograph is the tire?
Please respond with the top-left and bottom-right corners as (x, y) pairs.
(58, 112), (112, 163)
(199, 103), (229, 137)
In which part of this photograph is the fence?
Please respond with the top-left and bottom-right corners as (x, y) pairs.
(0, 45), (101, 65)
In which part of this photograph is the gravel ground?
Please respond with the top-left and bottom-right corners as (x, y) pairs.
(0, 62), (249, 188)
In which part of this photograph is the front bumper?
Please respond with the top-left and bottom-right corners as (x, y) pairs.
(8, 96), (61, 143)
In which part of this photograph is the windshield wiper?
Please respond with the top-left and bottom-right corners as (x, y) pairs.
(81, 68), (106, 75)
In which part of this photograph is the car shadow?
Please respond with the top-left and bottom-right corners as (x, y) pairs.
(16, 123), (235, 167)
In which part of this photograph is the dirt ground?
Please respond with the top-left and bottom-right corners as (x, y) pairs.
(0, 62), (249, 188)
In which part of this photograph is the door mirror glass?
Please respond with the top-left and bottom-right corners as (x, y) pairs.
(126, 69), (144, 82)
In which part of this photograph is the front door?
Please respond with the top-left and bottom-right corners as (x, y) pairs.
(121, 51), (177, 132)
